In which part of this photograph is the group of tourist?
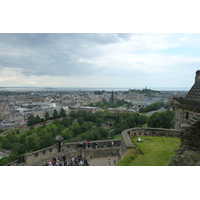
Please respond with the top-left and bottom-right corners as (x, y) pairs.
(77, 140), (91, 149)
(77, 141), (115, 149)
(42, 155), (86, 166)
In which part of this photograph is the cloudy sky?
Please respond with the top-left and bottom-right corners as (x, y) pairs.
(0, 33), (200, 89)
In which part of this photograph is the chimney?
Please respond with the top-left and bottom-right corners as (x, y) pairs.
(195, 70), (200, 83)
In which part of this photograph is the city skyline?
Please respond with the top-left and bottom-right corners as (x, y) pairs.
(0, 33), (200, 89)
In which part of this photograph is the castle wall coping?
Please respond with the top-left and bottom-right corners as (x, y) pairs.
(14, 139), (122, 158)
(65, 139), (121, 144)
(129, 127), (180, 132)
(121, 131), (134, 148)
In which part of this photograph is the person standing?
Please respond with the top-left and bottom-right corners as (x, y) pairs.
(108, 159), (111, 166)
(87, 140), (90, 148)
(111, 141), (114, 147)
(95, 142), (98, 149)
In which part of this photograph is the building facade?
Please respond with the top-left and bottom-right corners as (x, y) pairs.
(174, 70), (200, 129)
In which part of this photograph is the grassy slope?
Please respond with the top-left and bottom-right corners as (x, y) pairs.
(113, 134), (122, 139)
(117, 136), (180, 166)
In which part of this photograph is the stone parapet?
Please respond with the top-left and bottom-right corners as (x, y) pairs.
(119, 127), (180, 159)
(6, 128), (180, 166)
(6, 139), (121, 166)
(119, 129), (135, 157)
(129, 127), (180, 138)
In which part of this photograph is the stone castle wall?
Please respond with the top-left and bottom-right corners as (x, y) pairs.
(6, 127), (181, 166)
(119, 129), (134, 157)
(174, 106), (198, 129)
(169, 122), (200, 166)
(129, 127), (180, 137)
(119, 127), (180, 158)
(6, 139), (121, 166)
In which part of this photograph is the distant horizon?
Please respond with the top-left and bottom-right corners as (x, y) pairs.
(0, 86), (190, 91)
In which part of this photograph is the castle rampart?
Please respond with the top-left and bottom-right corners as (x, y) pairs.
(6, 127), (180, 166)
(6, 139), (121, 166)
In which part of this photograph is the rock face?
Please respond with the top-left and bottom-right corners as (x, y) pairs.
(169, 122), (200, 166)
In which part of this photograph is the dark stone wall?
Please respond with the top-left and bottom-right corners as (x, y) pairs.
(169, 122), (200, 166)
(181, 123), (200, 151)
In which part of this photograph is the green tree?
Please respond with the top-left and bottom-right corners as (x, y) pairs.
(61, 130), (73, 140)
(42, 124), (46, 129)
(0, 157), (10, 166)
(62, 117), (71, 127)
(127, 116), (136, 128)
(96, 118), (103, 127)
(85, 112), (96, 122)
(81, 110), (87, 120)
(19, 134), (27, 145)
(148, 111), (174, 129)
(92, 129), (102, 140)
(8, 153), (19, 162)
(45, 111), (50, 120)
(81, 122), (89, 132)
(27, 114), (36, 126)
(71, 123), (82, 136)
(78, 117), (84, 125)
(60, 108), (66, 117)
(115, 119), (129, 134)
(70, 110), (76, 118)
(159, 110), (175, 129)
(53, 109), (59, 119)
(26, 129), (34, 136)
(12, 143), (26, 154)
(35, 115), (41, 124)
(138, 115), (147, 126)
(41, 132), (53, 148)
(0, 128), (4, 133)
(41, 118), (45, 122)
(148, 112), (161, 128)
(25, 133), (41, 151)
(98, 127), (108, 139)
(6, 134), (18, 143)
(139, 101), (164, 113)
(1, 139), (12, 149)
(56, 124), (64, 134)
(50, 127), (57, 137)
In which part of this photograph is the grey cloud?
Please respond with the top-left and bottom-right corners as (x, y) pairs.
(1, 33), (122, 77)
(117, 33), (132, 40)
(63, 33), (121, 45)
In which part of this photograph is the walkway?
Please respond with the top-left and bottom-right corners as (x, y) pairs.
(88, 156), (118, 166)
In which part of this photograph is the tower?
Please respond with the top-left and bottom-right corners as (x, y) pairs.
(195, 70), (200, 83)
(111, 90), (115, 103)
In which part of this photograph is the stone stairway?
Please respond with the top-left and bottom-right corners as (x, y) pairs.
(187, 114), (200, 126)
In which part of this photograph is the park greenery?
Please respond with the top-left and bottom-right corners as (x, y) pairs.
(0, 128), (4, 133)
(139, 101), (164, 113)
(90, 99), (132, 109)
(148, 110), (175, 129)
(117, 136), (180, 166)
(27, 108), (66, 126)
(0, 104), (175, 166)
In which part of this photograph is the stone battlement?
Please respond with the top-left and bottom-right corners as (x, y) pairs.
(6, 139), (121, 166)
(6, 127), (180, 166)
